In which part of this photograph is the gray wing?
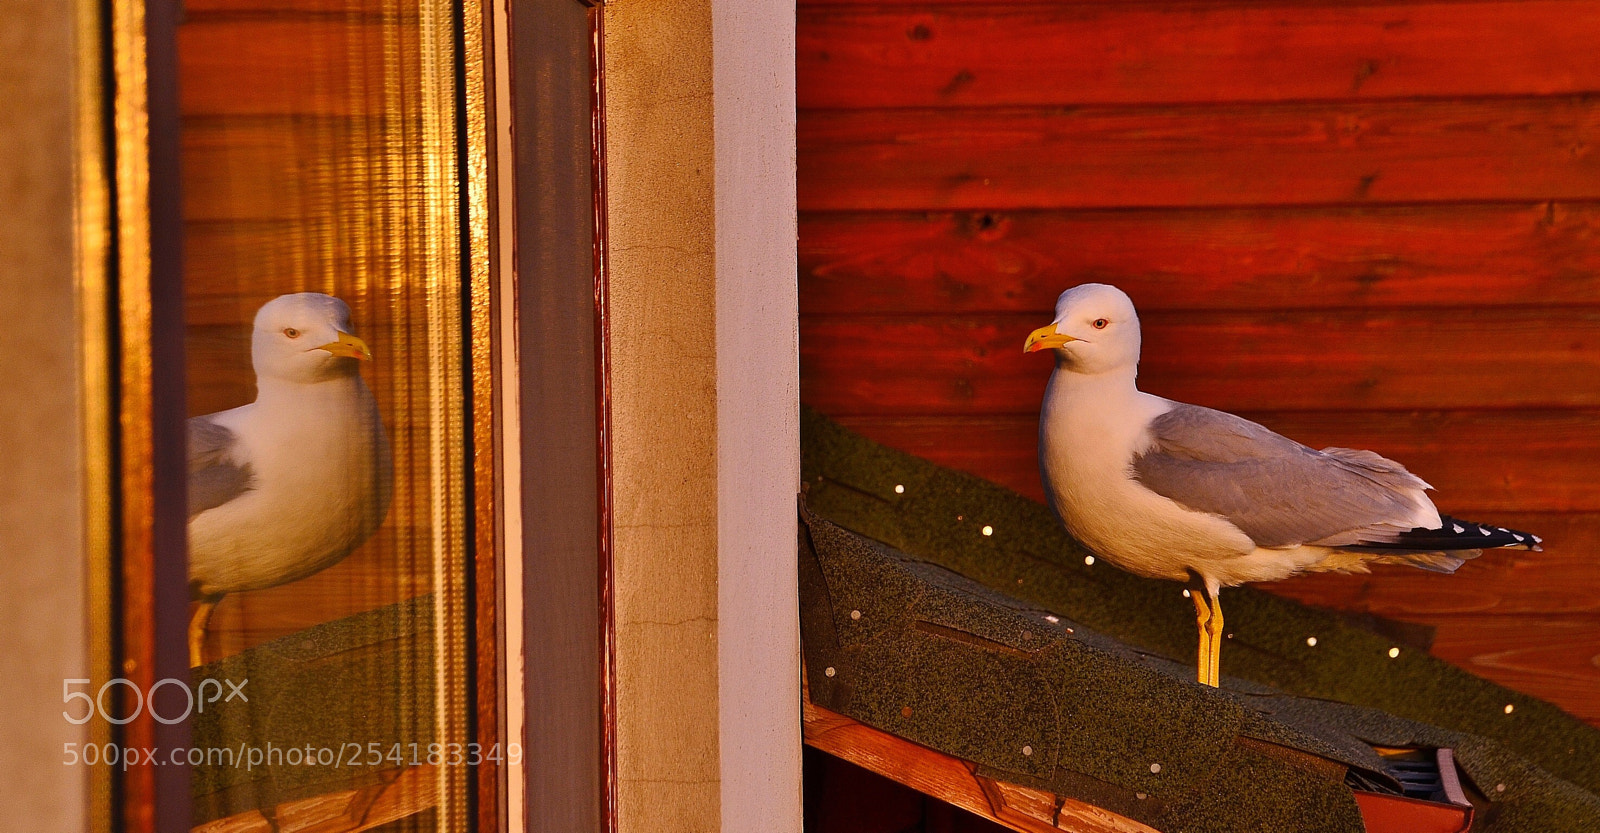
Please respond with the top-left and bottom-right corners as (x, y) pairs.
(1130, 404), (1436, 549)
(189, 415), (253, 518)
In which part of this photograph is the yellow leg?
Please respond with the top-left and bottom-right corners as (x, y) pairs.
(1205, 591), (1224, 687)
(189, 599), (218, 668)
(1188, 577), (1214, 686)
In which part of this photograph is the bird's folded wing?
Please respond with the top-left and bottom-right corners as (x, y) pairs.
(1130, 404), (1436, 548)
(189, 415), (253, 518)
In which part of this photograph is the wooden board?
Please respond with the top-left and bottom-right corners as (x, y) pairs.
(799, 99), (1600, 211)
(187, 0), (402, 14)
(1423, 614), (1600, 725)
(179, 18), (419, 117)
(799, 2), (1600, 108)
(800, 309), (1600, 413)
(182, 117), (403, 223)
(186, 222), (382, 312)
(827, 412), (1600, 513)
(799, 204), (1600, 315)
(193, 763), (436, 833)
(804, 699), (1157, 833)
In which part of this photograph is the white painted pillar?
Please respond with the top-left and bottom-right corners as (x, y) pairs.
(714, 0), (801, 828)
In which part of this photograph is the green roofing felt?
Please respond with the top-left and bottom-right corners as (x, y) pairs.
(189, 594), (435, 825)
(801, 407), (1600, 831)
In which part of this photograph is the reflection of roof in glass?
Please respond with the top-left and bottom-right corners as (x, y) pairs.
(801, 408), (1600, 832)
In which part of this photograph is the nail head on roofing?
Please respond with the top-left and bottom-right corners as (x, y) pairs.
(1022, 745), (1033, 756)
(894, 484), (905, 494)
(824, 667), (836, 677)
(1505, 704), (1515, 714)
(1150, 763), (1161, 774)
(850, 610), (861, 620)
(1496, 784), (1506, 793)
(982, 525), (994, 536)
(1045, 615), (1060, 623)
(1306, 637), (1318, 647)
(1388, 647), (1401, 658)
(1135, 793), (1147, 800)
(1085, 556), (1095, 566)
(901, 706), (913, 718)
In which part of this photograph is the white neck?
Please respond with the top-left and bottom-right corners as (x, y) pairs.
(1039, 359), (1167, 463)
(1045, 358), (1141, 409)
(254, 372), (363, 407)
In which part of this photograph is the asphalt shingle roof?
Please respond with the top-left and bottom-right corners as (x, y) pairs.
(801, 407), (1600, 832)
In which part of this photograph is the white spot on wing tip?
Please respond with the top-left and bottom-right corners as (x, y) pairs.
(1479, 527), (1492, 536)
(1452, 523), (1465, 533)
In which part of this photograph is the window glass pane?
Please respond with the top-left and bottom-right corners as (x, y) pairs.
(179, 0), (472, 829)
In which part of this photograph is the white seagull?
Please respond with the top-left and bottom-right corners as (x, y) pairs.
(187, 293), (394, 667)
(1025, 283), (1539, 687)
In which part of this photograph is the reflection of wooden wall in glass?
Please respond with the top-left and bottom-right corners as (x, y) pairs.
(178, 0), (469, 828)
(180, 0), (456, 662)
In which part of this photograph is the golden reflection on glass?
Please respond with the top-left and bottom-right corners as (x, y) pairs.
(179, 0), (471, 830)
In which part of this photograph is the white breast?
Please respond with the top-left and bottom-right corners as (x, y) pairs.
(1038, 374), (1256, 582)
(188, 380), (392, 596)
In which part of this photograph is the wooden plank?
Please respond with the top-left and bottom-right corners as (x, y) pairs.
(183, 224), (397, 328)
(804, 699), (1158, 833)
(799, 2), (1600, 109)
(799, 309), (1600, 414)
(194, 764), (436, 833)
(798, 204), (1600, 315)
(181, 252), (415, 329)
(827, 412), (1600, 513)
(1423, 614), (1600, 726)
(179, 19), (419, 117)
(1264, 511), (1600, 617)
(182, 117), (407, 223)
(186, 0), (406, 14)
(798, 99), (1600, 211)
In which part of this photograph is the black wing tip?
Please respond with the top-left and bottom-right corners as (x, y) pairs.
(1352, 515), (1542, 552)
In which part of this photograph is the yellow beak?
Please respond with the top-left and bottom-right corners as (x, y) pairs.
(316, 331), (373, 361)
(1024, 324), (1077, 353)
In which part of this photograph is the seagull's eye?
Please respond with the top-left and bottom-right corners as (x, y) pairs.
(283, 327), (301, 339)
(1092, 318), (1109, 329)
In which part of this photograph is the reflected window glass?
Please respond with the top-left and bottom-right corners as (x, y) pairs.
(179, 1), (473, 828)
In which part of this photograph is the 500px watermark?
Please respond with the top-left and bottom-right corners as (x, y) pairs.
(63, 741), (527, 771)
(62, 677), (247, 726)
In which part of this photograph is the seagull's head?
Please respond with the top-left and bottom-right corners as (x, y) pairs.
(251, 293), (373, 383)
(1023, 283), (1141, 374)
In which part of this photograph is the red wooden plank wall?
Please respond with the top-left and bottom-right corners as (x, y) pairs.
(797, 0), (1600, 725)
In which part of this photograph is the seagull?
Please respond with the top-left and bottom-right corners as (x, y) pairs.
(187, 293), (393, 667)
(1024, 283), (1539, 687)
